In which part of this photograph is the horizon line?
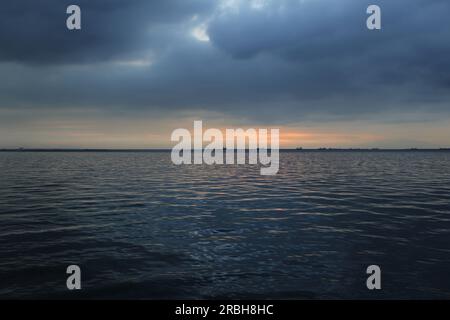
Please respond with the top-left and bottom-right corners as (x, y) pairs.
(1, 147), (450, 152)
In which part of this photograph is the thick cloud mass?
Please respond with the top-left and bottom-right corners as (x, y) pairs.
(0, 0), (449, 127)
(0, 0), (212, 64)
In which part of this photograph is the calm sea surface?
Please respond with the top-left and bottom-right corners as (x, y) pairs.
(1, 151), (450, 299)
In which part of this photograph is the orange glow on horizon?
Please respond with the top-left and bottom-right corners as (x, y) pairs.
(278, 129), (383, 148)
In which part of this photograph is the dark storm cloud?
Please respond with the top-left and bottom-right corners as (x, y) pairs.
(0, 0), (449, 124)
(207, 0), (450, 99)
(0, 0), (212, 64)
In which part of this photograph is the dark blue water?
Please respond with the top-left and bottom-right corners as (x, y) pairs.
(1, 151), (450, 299)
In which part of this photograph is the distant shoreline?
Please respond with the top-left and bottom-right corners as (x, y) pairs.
(1, 148), (450, 152)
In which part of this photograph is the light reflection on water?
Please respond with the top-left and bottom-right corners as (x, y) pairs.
(0, 151), (450, 299)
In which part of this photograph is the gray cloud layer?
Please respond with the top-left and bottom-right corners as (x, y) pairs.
(1, 0), (449, 125)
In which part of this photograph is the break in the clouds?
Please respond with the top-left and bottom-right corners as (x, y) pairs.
(0, 0), (450, 147)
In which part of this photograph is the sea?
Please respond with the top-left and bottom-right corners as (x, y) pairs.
(0, 150), (449, 299)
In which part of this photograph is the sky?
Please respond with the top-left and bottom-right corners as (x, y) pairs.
(1, 0), (450, 148)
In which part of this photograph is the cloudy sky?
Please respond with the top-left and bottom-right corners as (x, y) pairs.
(1, 0), (449, 148)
